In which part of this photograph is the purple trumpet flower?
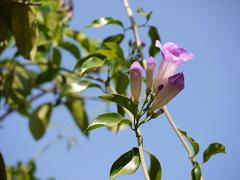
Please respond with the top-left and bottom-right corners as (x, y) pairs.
(150, 73), (185, 111)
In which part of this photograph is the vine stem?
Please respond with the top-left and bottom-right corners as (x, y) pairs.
(163, 106), (204, 180)
(122, 0), (150, 179)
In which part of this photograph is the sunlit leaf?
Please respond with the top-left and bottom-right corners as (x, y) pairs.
(62, 80), (102, 96)
(86, 17), (124, 28)
(110, 148), (140, 180)
(191, 162), (202, 180)
(29, 103), (52, 140)
(103, 42), (124, 59)
(146, 151), (162, 180)
(85, 112), (132, 133)
(137, 7), (152, 22)
(79, 57), (104, 75)
(99, 94), (137, 116)
(178, 128), (200, 156)
(65, 97), (89, 135)
(203, 143), (226, 163)
(148, 26), (160, 57)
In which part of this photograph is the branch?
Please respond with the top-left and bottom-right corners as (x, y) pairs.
(0, 87), (55, 122)
(122, 1), (150, 179)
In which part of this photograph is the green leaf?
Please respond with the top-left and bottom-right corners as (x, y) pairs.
(62, 80), (102, 96)
(178, 128), (200, 156)
(0, 152), (7, 180)
(60, 41), (81, 60)
(85, 112), (132, 133)
(29, 103), (52, 140)
(114, 73), (129, 116)
(148, 26), (160, 57)
(191, 162), (202, 180)
(146, 151), (162, 180)
(203, 143), (226, 163)
(79, 57), (104, 75)
(137, 7), (152, 22)
(103, 42), (124, 59)
(65, 97), (89, 135)
(99, 94), (137, 116)
(11, 4), (37, 59)
(110, 148), (140, 180)
(95, 49), (118, 60)
(103, 34), (125, 44)
(86, 17), (124, 28)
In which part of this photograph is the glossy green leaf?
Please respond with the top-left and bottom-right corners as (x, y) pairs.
(148, 26), (160, 57)
(103, 42), (124, 59)
(79, 57), (104, 75)
(11, 4), (37, 59)
(0, 152), (7, 180)
(103, 34), (125, 44)
(85, 112), (132, 132)
(203, 143), (226, 163)
(178, 128), (200, 156)
(191, 162), (202, 180)
(99, 94), (137, 116)
(62, 80), (102, 96)
(86, 17), (124, 28)
(29, 103), (52, 140)
(146, 151), (162, 180)
(110, 148), (140, 180)
(137, 7), (152, 22)
(60, 41), (81, 60)
(65, 97), (89, 135)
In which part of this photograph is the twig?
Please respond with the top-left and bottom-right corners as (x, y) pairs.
(0, 87), (55, 122)
(163, 106), (204, 180)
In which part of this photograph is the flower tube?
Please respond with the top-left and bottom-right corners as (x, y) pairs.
(146, 57), (156, 92)
(150, 73), (184, 111)
(153, 40), (193, 93)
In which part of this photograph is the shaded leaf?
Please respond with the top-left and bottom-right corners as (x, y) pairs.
(99, 94), (137, 116)
(146, 151), (162, 180)
(85, 112), (132, 133)
(191, 162), (202, 180)
(0, 152), (7, 180)
(148, 26), (160, 57)
(86, 17), (124, 28)
(178, 128), (200, 156)
(29, 103), (52, 140)
(65, 97), (89, 135)
(103, 34), (125, 44)
(60, 41), (81, 60)
(203, 143), (226, 163)
(11, 4), (37, 59)
(110, 148), (140, 180)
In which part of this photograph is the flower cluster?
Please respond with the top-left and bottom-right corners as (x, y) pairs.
(130, 40), (193, 111)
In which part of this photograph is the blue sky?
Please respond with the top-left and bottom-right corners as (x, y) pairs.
(1, 0), (240, 179)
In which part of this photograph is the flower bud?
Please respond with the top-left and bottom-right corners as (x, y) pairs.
(146, 57), (156, 92)
(150, 73), (184, 111)
(130, 61), (143, 103)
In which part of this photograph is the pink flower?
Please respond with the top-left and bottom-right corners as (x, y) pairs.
(150, 73), (184, 111)
(130, 61), (143, 103)
(153, 40), (193, 93)
(146, 57), (156, 92)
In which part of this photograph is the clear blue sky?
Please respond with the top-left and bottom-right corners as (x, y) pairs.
(0, 0), (240, 179)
